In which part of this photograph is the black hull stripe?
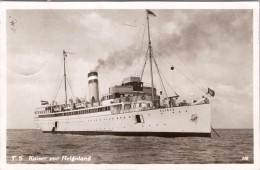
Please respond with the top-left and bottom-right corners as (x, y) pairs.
(42, 131), (211, 137)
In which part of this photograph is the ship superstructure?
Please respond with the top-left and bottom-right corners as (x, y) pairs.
(35, 10), (215, 137)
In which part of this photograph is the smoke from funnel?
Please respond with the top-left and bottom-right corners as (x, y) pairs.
(94, 45), (137, 72)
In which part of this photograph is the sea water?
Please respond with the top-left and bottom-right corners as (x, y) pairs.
(6, 129), (253, 164)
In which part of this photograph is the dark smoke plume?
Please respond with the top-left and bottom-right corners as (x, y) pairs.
(94, 10), (252, 73)
(94, 45), (138, 71)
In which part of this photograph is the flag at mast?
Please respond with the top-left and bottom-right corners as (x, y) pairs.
(63, 50), (67, 57)
(146, 9), (157, 17)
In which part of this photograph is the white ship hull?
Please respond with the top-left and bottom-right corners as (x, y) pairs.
(35, 103), (211, 137)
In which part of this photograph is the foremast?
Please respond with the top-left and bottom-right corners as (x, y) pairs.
(63, 50), (68, 105)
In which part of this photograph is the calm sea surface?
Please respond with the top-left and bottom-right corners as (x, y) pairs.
(7, 129), (253, 164)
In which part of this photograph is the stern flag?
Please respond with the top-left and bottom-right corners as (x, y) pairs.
(146, 9), (157, 17)
(41, 100), (49, 105)
(208, 88), (215, 97)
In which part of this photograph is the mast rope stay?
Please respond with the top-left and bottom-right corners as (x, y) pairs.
(140, 47), (149, 80)
(152, 49), (179, 97)
(65, 61), (75, 100)
(157, 31), (207, 93)
(151, 50), (168, 99)
(153, 48), (207, 94)
(51, 56), (65, 103)
(131, 47), (148, 107)
(161, 72), (179, 97)
(134, 17), (147, 76)
(52, 76), (64, 103)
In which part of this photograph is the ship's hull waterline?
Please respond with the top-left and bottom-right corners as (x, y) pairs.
(36, 103), (211, 137)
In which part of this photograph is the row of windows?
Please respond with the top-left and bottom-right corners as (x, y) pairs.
(160, 108), (175, 112)
(35, 110), (50, 114)
(39, 106), (111, 118)
(160, 108), (188, 113)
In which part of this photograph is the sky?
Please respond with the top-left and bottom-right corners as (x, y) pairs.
(6, 9), (253, 129)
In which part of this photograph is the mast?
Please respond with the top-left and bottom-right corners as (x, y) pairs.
(63, 50), (68, 105)
(147, 10), (155, 102)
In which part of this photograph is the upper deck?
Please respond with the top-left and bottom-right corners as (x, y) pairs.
(35, 74), (210, 118)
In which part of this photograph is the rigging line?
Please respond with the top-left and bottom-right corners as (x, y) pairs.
(154, 50), (207, 93)
(157, 69), (167, 99)
(138, 18), (147, 63)
(151, 50), (179, 96)
(132, 17), (147, 103)
(52, 76), (64, 102)
(152, 52), (179, 96)
(136, 16), (146, 54)
(51, 56), (65, 102)
(155, 50), (179, 96)
(157, 73), (166, 98)
(66, 76), (75, 99)
(161, 72), (179, 97)
(151, 49), (168, 98)
(155, 49), (205, 94)
(176, 54), (207, 92)
(135, 18), (147, 76)
(157, 31), (207, 92)
(65, 74), (75, 99)
(140, 47), (149, 78)
(140, 47), (149, 81)
(159, 66), (179, 97)
(132, 59), (148, 109)
(65, 61), (75, 99)
(152, 50), (180, 96)
(166, 34), (207, 92)
(153, 49), (206, 94)
(134, 17), (146, 76)
(134, 46), (147, 104)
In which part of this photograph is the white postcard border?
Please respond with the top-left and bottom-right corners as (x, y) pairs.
(0, 2), (259, 170)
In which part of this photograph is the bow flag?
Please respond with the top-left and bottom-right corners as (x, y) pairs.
(41, 100), (49, 105)
(208, 88), (215, 97)
(146, 9), (157, 17)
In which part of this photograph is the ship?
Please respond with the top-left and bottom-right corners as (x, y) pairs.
(34, 10), (215, 137)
